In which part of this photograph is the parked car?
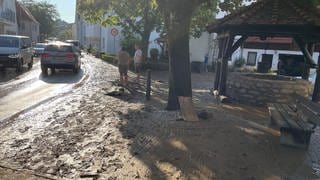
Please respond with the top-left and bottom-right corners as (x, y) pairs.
(33, 43), (46, 57)
(41, 41), (81, 75)
(0, 35), (33, 72)
(65, 40), (81, 53)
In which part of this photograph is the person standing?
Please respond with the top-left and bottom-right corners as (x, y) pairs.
(134, 44), (143, 82)
(118, 47), (131, 86)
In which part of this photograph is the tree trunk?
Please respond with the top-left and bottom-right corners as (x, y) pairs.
(141, 30), (151, 62)
(166, 10), (193, 110)
(312, 56), (320, 102)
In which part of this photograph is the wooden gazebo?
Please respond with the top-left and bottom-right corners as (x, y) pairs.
(207, 0), (320, 102)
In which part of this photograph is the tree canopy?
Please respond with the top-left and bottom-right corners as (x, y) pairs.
(21, 0), (59, 38)
(78, 0), (161, 58)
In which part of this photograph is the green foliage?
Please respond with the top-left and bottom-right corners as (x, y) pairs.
(120, 35), (141, 56)
(21, 0), (59, 38)
(78, 0), (162, 58)
(150, 48), (159, 61)
(234, 57), (245, 68)
(190, 0), (217, 38)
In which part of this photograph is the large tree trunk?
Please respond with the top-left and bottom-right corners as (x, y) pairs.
(166, 8), (194, 110)
(141, 30), (151, 61)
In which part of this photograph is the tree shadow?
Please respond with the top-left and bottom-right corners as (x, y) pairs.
(113, 71), (318, 179)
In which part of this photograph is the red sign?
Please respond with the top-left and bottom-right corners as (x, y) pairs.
(111, 28), (119, 37)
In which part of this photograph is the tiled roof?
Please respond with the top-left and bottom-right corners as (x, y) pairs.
(16, 1), (39, 24)
(207, 0), (320, 33)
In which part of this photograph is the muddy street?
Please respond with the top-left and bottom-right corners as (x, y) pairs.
(0, 58), (88, 121)
(0, 55), (319, 179)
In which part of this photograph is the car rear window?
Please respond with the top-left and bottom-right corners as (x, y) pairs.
(45, 45), (72, 52)
(66, 41), (79, 47)
(35, 44), (46, 48)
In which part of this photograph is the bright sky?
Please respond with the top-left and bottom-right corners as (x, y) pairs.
(35, 0), (76, 23)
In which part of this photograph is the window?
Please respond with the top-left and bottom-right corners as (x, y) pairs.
(247, 52), (257, 66)
(45, 45), (72, 52)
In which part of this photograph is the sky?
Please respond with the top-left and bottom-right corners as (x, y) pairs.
(35, 0), (76, 23)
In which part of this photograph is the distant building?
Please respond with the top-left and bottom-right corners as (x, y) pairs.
(15, 1), (40, 42)
(0, 0), (18, 35)
(75, 13), (121, 54)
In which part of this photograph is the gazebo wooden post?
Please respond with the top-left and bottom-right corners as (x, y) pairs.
(219, 34), (235, 95)
(312, 56), (320, 102)
(302, 43), (315, 80)
(214, 33), (229, 90)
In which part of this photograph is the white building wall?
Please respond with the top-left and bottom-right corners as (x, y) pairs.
(232, 48), (320, 71)
(0, 0), (18, 34)
(189, 32), (210, 62)
(100, 26), (121, 55)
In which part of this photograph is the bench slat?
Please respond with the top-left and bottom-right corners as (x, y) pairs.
(297, 103), (320, 126)
(292, 94), (320, 126)
(280, 104), (311, 131)
(268, 103), (290, 129)
(274, 103), (305, 130)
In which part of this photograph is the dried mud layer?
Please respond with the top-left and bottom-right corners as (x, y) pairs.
(0, 55), (319, 180)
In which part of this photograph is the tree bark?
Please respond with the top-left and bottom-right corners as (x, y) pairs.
(312, 56), (320, 102)
(141, 30), (151, 61)
(165, 8), (194, 110)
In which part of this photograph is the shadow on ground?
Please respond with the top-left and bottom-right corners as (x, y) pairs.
(115, 71), (318, 179)
(39, 69), (84, 84)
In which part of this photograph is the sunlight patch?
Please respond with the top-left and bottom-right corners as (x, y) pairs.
(170, 139), (188, 152)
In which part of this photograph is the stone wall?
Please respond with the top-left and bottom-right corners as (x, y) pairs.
(227, 73), (313, 106)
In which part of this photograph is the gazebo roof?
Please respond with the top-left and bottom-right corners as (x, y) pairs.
(207, 0), (320, 41)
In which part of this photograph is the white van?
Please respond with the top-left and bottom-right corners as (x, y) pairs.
(0, 35), (33, 72)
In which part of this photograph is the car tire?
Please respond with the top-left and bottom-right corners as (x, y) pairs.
(0, 67), (5, 72)
(28, 58), (33, 69)
(73, 65), (80, 73)
(73, 67), (79, 73)
(41, 65), (48, 75)
(51, 68), (56, 74)
(16, 59), (23, 73)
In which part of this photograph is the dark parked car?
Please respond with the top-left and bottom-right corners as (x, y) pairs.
(40, 41), (81, 75)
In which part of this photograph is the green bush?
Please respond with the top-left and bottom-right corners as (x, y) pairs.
(150, 48), (159, 61)
(101, 53), (118, 64)
(234, 58), (245, 68)
(120, 35), (141, 56)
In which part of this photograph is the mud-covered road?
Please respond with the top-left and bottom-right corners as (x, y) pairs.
(0, 58), (89, 121)
(0, 55), (151, 179)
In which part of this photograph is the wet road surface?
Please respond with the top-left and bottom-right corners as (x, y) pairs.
(0, 58), (88, 121)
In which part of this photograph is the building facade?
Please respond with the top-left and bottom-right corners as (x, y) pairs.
(0, 0), (18, 35)
(16, 1), (40, 42)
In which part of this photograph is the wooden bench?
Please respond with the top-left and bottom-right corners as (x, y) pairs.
(268, 94), (320, 149)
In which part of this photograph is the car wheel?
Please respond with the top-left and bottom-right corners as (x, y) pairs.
(51, 68), (56, 74)
(0, 67), (5, 72)
(28, 58), (33, 69)
(16, 59), (23, 73)
(73, 66), (79, 73)
(41, 65), (48, 75)
(73, 65), (80, 73)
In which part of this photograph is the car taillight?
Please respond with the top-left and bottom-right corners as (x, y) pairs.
(66, 54), (74, 58)
(42, 53), (50, 57)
